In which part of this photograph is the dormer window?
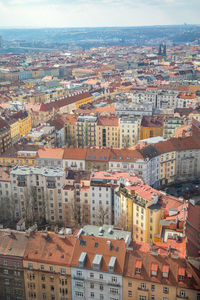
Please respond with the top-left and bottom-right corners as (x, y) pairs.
(108, 256), (116, 274)
(162, 265), (169, 278)
(135, 260), (142, 274)
(151, 263), (158, 276)
(178, 267), (185, 281)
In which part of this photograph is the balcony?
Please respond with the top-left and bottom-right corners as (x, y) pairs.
(108, 281), (121, 287)
(73, 275), (84, 281)
(47, 183), (56, 189)
(17, 181), (26, 187)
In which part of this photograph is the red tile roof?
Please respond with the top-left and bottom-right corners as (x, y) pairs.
(71, 235), (126, 274)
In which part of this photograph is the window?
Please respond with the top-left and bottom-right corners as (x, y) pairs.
(75, 281), (83, 288)
(141, 283), (146, 290)
(100, 295), (104, 300)
(90, 272), (94, 278)
(180, 290), (185, 298)
(136, 268), (141, 274)
(49, 266), (53, 271)
(110, 288), (119, 295)
(128, 291), (132, 297)
(151, 285), (155, 291)
(42, 284), (46, 289)
(3, 269), (8, 275)
(128, 282), (132, 287)
(42, 294), (46, 299)
(61, 268), (66, 275)
(139, 296), (146, 300)
(90, 283), (94, 289)
(163, 287), (169, 294)
(100, 284), (104, 291)
(91, 292), (94, 298)
(76, 270), (82, 277)
(151, 296), (155, 300)
(99, 274), (103, 279)
(41, 275), (45, 281)
(40, 265), (44, 270)
(28, 263), (33, 270)
(75, 291), (83, 297)
(112, 276), (117, 283)
(163, 298), (168, 300)
(4, 279), (10, 286)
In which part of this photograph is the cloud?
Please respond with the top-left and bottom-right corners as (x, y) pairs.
(0, 0), (199, 27)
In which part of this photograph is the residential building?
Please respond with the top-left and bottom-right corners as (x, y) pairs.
(36, 148), (64, 169)
(23, 231), (76, 300)
(96, 115), (119, 148)
(76, 115), (97, 147)
(0, 229), (28, 300)
(119, 117), (141, 148)
(123, 245), (200, 300)
(71, 234), (126, 300)
(0, 118), (11, 154)
(140, 116), (163, 140)
(10, 166), (65, 224)
(163, 117), (184, 139)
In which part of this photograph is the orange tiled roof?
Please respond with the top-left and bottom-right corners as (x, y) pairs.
(37, 148), (64, 159)
(23, 232), (76, 266)
(71, 235), (126, 274)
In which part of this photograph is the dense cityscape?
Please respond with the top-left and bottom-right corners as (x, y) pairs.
(0, 26), (200, 300)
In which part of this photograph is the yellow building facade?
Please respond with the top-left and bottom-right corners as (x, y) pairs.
(24, 261), (72, 300)
(160, 151), (176, 186)
(0, 150), (37, 167)
(18, 113), (32, 137)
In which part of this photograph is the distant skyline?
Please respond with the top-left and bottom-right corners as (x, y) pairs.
(0, 0), (199, 28)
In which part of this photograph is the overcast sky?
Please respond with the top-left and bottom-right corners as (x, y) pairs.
(0, 0), (199, 28)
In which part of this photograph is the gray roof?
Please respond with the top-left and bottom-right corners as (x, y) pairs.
(81, 224), (131, 242)
(11, 166), (64, 177)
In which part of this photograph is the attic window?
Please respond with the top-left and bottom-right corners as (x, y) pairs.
(178, 267), (185, 281)
(151, 263), (158, 276)
(162, 265), (169, 278)
(135, 260), (142, 274)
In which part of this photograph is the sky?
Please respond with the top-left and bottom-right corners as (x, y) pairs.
(0, 0), (199, 28)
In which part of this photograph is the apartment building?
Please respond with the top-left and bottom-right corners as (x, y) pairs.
(23, 231), (76, 300)
(71, 234), (126, 300)
(0, 229), (28, 300)
(140, 116), (163, 140)
(0, 118), (11, 154)
(0, 146), (38, 168)
(115, 182), (185, 243)
(119, 117), (141, 148)
(96, 115), (119, 148)
(63, 148), (86, 170)
(76, 115), (97, 147)
(163, 117), (184, 139)
(123, 246), (200, 300)
(10, 166), (64, 224)
(36, 148), (64, 169)
(62, 170), (91, 227)
(0, 168), (12, 224)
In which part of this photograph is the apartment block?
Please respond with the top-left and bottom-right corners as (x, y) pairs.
(10, 166), (65, 224)
(71, 234), (126, 300)
(0, 229), (28, 300)
(23, 231), (76, 300)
